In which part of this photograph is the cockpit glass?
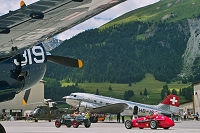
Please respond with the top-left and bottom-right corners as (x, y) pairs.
(34, 108), (41, 113)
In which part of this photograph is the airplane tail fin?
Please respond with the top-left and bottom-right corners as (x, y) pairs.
(156, 94), (180, 113)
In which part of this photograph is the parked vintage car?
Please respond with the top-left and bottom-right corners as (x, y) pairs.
(55, 114), (91, 128)
(125, 114), (174, 130)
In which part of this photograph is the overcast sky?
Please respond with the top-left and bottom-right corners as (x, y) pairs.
(0, 0), (159, 40)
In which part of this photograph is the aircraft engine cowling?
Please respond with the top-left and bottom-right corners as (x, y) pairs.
(0, 44), (47, 102)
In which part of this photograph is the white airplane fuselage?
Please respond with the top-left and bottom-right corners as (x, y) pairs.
(63, 93), (172, 117)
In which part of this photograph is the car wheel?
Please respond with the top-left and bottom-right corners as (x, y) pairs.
(85, 121), (91, 128)
(35, 119), (38, 122)
(72, 120), (79, 128)
(150, 120), (158, 129)
(125, 120), (132, 129)
(0, 123), (6, 133)
(66, 124), (71, 128)
(55, 120), (61, 128)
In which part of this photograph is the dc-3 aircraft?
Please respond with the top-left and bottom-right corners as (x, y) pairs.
(0, 0), (127, 132)
(63, 93), (180, 121)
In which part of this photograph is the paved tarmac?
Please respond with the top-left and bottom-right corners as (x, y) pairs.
(1, 120), (200, 133)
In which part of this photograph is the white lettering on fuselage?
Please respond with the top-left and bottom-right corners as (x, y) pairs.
(14, 45), (45, 66)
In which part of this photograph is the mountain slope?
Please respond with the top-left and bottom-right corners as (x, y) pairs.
(45, 0), (200, 83)
(102, 0), (200, 28)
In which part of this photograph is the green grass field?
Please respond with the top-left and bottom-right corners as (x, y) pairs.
(61, 74), (190, 105)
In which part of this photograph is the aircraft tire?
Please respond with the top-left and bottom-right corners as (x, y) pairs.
(0, 123), (6, 133)
(163, 127), (169, 129)
(55, 120), (61, 128)
(72, 120), (79, 128)
(125, 120), (132, 129)
(149, 120), (158, 129)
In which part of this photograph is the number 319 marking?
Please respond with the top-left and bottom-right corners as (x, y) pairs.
(14, 45), (45, 66)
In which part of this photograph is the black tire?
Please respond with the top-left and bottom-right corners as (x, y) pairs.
(55, 120), (61, 128)
(0, 123), (6, 133)
(125, 120), (132, 129)
(164, 127), (169, 129)
(49, 120), (51, 122)
(35, 119), (38, 122)
(139, 127), (144, 129)
(149, 120), (158, 129)
(72, 120), (79, 128)
(66, 125), (71, 128)
(84, 121), (91, 128)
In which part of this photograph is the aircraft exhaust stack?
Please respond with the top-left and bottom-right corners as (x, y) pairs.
(17, 71), (28, 81)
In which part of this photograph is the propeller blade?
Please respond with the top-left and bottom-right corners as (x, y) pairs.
(47, 55), (83, 68)
(22, 89), (31, 106)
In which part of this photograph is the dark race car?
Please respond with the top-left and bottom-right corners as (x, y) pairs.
(125, 114), (174, 130)
(55, 114), (91, 128)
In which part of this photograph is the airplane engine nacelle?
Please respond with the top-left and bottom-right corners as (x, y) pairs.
(0, 44), (47, 102)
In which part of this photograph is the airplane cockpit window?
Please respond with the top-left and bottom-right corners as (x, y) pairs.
(37, 109), (41, 113)
(33, 108), (41, 114)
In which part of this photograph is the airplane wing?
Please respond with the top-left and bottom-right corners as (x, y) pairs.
(0, 0), (126, 58)
(88, 103), (128, 114)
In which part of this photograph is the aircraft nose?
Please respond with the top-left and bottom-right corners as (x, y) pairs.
(63, 96), (72, 100)
(62, 96), (69, 100)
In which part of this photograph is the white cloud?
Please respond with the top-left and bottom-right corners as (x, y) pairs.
(0, 0), (159, 40)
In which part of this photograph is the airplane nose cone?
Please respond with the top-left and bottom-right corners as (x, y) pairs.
(62, 96), (71, 99)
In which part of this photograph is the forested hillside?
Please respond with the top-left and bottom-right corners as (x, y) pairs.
(45, 0), (200, 84)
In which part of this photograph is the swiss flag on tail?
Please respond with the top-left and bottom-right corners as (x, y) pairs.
(161, 94), (179, 107)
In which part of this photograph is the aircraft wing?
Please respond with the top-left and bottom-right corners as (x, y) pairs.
(88, 103), (128, 114)
(0, 0), (126, 58)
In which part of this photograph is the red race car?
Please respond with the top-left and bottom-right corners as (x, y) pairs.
(125, 114), (174, 130)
